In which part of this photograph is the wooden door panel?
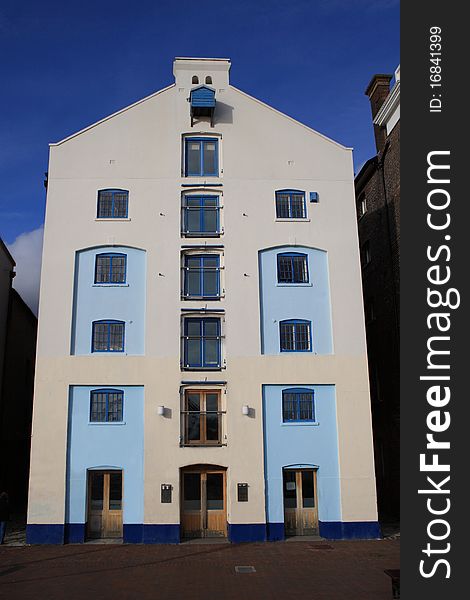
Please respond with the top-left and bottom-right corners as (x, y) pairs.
(105, 511), (123, 538)
(301, 508), (318, 534)
(88, 513), (102, 538)
(206, 510), (226, 536)
(284, 509), (297, 535)
(283, 469), (319, 536)
(181, 468), (226, 539)
(182, 513), (203, 538)
(87, 470), (123, 540)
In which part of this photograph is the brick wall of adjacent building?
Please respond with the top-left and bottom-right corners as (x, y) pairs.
(355, 78), (400, 521)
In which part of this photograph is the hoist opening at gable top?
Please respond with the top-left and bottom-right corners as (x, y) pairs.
(190, 85), (216, 127)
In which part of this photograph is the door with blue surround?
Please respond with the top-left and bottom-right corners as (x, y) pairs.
(87, 470), (123, 539)
(283, 469), (318, 536)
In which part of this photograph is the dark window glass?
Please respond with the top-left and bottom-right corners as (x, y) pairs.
(92, 321), (124, 352)
(90, 389), (124, 422)
(187, 393), (201, 441)
(203, 141), (217, 175)
(183, 391), (221, 445)
(183, 473), (201, 510)
(277, 254), (308, 284)
(280, 321), (311, 352)
(183, 318), (221, 368)
(302, 471), (315, 508)
(205, 393), (219, 441)
(282, 389), (315, 422)
(184, 255), (220, 298)
(95, 254), (126, 284)
(361, 241), (371, 267)
(185, 139), (218, 176)
(109, 472), (122, 510)
(90, 392), (107, 422)
(97, 190), (128, 218)
(276, 191), (306, 219)
(183, 196), (220, 235)
(187, 141), (201, 175)
(283, 471), (297, 508)
(90, 472), (104, 510)
(206, 473), (224, 510)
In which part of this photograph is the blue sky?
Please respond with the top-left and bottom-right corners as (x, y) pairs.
(0, 0), (399, 246)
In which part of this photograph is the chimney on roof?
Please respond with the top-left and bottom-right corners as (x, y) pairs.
(365, 73), (392, 153)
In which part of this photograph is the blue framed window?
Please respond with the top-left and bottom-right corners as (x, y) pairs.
(185, 138), (218, 176)
(277, 253), (309, 283)
(97, 189), (129, 218)
(94, 253), (127, 284)
(92, 320), (125, 352)
(280, 319), (312, 352)
(183, 195), (220, 236)
(90, 389), (124, 422)
(275, 190), (306, 219)
(282, 388), (315, 422)
(183, 317), (221, 368)
(183, 255), (220, 299)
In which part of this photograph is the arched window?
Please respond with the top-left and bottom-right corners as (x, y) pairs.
(90, 389), (124, 422)
(205, 76), (213, 84)
(277, 252), (309, 284)
(279, 319), (312, 352)
(92, 320), (125, 352)
(275, 190), (306, 219)
(282, 388), (315, 422)
(192, 75), (199, 84)
(97, 189), (128, 219)
(94, 253), (127, 284)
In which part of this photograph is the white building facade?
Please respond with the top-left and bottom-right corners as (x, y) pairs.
(27, 58), (379, 543)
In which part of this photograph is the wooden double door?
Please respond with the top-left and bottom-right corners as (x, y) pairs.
(181, 466), (227, 539)
(283, 469), (319, 536)
(87, 470), (123, 539)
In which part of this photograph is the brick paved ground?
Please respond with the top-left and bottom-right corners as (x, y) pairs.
(0, 539), (399, 600)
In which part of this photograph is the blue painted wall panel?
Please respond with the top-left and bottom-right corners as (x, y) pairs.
(259, 246), (333, 355)
(71, 246), (146, 355)
(263, 385), (341, 525)
(319, 521), (381, 540)
(64, 523), (86, 543)
(66, 386), (144, 528)
(142, 525), (181, 544)
(26, 524), (65, 544)
(228, 523), (266, 543)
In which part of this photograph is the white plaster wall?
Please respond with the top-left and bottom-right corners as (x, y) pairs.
(28, 59), (377, 527)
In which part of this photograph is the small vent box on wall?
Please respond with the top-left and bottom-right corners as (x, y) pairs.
(310, 192), (319, 203)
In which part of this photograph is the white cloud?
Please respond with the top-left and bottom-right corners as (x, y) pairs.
(7, 226), (44, 316)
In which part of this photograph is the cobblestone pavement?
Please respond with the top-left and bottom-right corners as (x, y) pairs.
(0, 539), (399, 600)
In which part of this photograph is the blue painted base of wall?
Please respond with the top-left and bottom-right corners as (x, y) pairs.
(26, 524), (65, 544)
(319, 521), (381, 540)
(142, 525), (180, 544)
(266, 523), (285, 541)
(123, 524), (143, 543)
(65, 523), (86, 543)
(228, 523), (266, 543)
(27, 521), (381, 544)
